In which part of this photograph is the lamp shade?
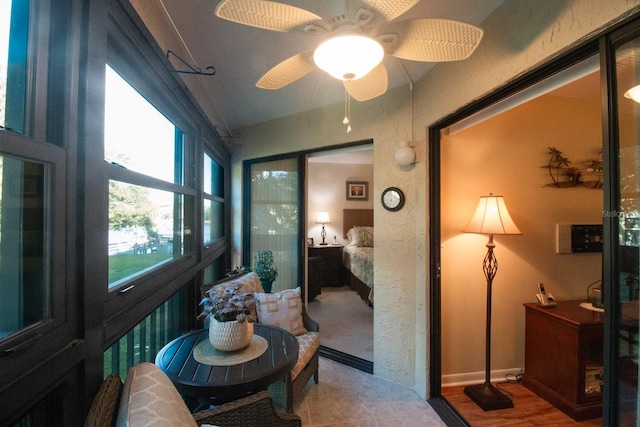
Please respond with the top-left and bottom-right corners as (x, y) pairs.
(313, 34), (384, 81)
(316, 211), (331, 224)
(464, 194), (521, 235)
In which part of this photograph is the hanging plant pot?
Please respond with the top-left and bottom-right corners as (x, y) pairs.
(208, 318), (254, 351)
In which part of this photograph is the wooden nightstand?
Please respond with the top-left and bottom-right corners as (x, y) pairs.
(308, 245), (344, 287)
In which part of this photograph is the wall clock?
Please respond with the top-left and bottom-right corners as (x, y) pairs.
(381, 187), (405, 211)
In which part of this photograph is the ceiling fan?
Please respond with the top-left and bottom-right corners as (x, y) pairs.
(215, 0), (484, 101)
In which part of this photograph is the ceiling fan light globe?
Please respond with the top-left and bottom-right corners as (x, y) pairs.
(624, 84), (640, 103)
(313, 34), (384, 81)
(395, 145), (416, 167)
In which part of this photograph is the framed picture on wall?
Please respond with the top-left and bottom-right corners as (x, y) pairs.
(346, 181), (368, 201)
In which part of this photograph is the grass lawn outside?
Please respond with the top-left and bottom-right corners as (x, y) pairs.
(109, 252), (173, 284)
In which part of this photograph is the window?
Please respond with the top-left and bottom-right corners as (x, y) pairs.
(0, 1), (75, 423)
(0, 155), (49, 340)
(105, 66), (194, 289)
(204, 256), (224, 284)
(0, 0), (29, 134)
(0, 0), (233, 423)
(204, 152), (223, 197)
(104, 66), (182, 184)
(204, 153), (224, 244)
(108, 183), (186, 283)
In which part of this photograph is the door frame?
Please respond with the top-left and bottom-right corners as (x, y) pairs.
(427, 14), (640, 425)
(242, 153), (307, 289)
(242, 139), (374, 373)
(242, 139), (374, 286)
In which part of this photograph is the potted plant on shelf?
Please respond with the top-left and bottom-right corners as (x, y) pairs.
(253, 250), (278, 293)
(199, 283), (257, 351)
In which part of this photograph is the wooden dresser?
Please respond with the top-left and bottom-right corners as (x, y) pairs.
(522, 300), (603, 421)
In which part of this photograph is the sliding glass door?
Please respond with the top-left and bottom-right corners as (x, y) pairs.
(243, 156), (304, 292)
(609, 27), (640, 425)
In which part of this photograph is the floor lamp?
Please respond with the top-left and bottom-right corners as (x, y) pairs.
(463, 194), (521, 411)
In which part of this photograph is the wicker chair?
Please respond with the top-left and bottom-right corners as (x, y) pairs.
(193, 390), (301, 426)
(268, 306), (320, 412)
(204, 272), (321, 413)
(85, 364), (301, 427)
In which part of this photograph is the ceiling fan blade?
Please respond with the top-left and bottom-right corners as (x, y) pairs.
(349, 0), (420, 24)
(381, 19), (483, 62)
(343, 63), (388, 102)
(215, 0), (321, 32)
(256, 52), (316, 89)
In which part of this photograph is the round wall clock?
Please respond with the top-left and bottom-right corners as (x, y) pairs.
(381, 187), (405, 211)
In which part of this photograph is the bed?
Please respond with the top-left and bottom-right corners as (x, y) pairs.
(342, 209), (374, 304)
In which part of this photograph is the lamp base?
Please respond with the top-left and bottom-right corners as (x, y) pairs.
(463, 383), (514, 411)
(319, 243), (328, 246)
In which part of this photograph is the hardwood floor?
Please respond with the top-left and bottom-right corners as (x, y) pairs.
(441, 383), (602, 426)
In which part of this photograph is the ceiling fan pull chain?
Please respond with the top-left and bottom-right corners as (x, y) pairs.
(343, 88), (350, 125)
(344, 88), (352, 133)
(347, 92), (352, 133)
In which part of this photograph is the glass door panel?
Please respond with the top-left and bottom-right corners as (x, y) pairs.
(247, 158), (300, 292)
(614, 36), (640, 425)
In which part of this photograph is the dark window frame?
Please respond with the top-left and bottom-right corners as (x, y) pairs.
(98, 4), (203, 328)
(0, 2), (79, 424)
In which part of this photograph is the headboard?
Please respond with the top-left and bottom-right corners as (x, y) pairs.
(343, 209), (374, 238)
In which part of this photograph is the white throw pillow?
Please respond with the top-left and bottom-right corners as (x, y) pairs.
(255, 287), (307, 336)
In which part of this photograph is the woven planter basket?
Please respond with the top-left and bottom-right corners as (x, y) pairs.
(209, 318), (254, 351)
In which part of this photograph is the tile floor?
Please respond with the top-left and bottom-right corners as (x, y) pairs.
(294, 357), (446, 426)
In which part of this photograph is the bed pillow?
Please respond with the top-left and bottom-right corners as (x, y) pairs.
(353, 226), (374, 247)
(347, 227), (357, 245)
(255, 287), (307, 336)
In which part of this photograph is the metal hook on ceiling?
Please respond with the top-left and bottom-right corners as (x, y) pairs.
(214, 126), (241, 139)
(166, 50), (216, 76)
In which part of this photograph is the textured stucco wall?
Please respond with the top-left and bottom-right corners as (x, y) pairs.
(231, 1), (640, 399)
(410, 0), (639, 394)
(230, 84), (418, 385)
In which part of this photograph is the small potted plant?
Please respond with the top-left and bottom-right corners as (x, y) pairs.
(253, 250), (278, 293)
(199, 283), (257, 351)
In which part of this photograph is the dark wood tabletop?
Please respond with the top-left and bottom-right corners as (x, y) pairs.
(155, 324), (298, 407)
(523, 300), (604, 327)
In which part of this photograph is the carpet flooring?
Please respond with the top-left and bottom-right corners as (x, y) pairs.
(296, 357), (445, 426)
(307, 285), (374, 362)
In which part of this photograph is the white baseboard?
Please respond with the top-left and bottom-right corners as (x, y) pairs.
(442, 368), (523, 387)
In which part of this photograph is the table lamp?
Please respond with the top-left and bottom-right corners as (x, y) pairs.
(463, 193), (521, 411)
(316, 212), (331, 245)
